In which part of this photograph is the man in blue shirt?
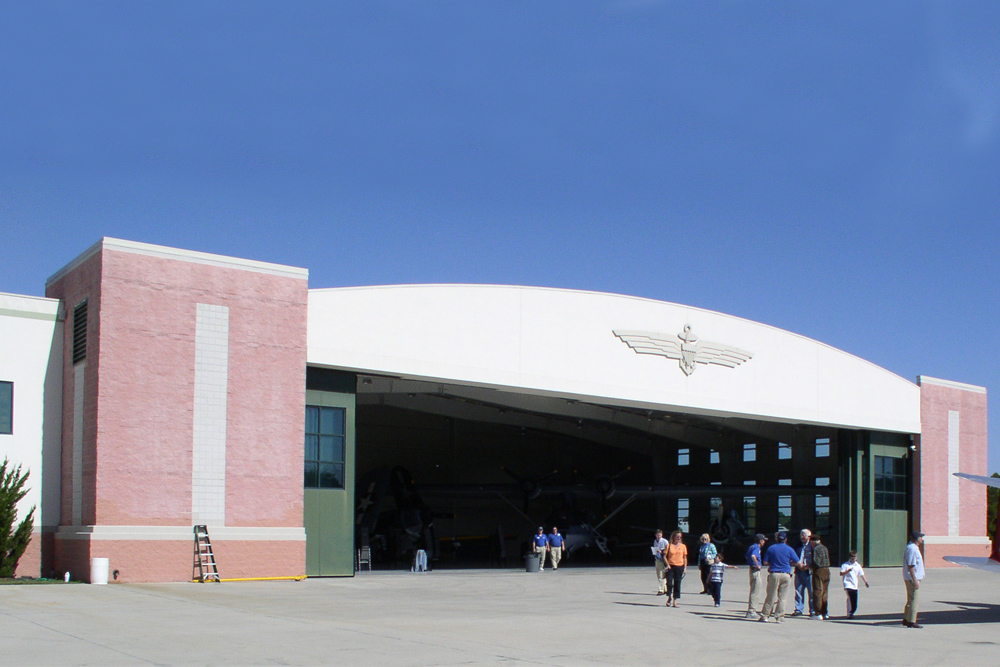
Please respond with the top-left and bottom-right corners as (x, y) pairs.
(532, 527), (548, 571)
(547, 526), (565, 570)
(758, 531), (801, 623)
(745, 533), (767, 619)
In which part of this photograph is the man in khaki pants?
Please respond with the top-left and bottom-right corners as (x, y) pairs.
(758, 532), (799, 623)
(745, 533), (766, 619)
(902, 531), (925, 628)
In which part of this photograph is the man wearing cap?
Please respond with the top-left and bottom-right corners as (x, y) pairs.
(902, 531), (925, 628)
(532, 527), (548, 571)
(810, 533), (831, 620)
(653, 529), (669, 594)
(745, 533), (767, 619)
(758, 531), (800, 623)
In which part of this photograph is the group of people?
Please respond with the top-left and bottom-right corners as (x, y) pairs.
(652, 527), (927, 628)
(532, 526), (566, 571)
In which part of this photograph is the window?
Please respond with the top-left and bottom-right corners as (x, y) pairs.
(710, 449), (720, 464)
(743, 443), (756, 462)
(304, 405), (346, 489)
(678, 448), (689, 466)
(743, 496), (756, 531)
(816, 495), (831, 531)
(777, 495), (792, 528)
(778, 443), (792, 460)
(677, 498), (689, 532)
(0, 381), (11, 435)
(744, 480), (756, 486)
(778, 478), (792, 486)
(72, 300), (88, 365)
(815, 437), (830, 458)
(874, 455), (906, 510)
(816, 477), (830, 487)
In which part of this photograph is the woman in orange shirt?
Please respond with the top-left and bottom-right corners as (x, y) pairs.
(664, 530), (688, 607)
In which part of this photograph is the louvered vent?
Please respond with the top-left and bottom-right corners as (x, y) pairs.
(72, 300), (88, 365)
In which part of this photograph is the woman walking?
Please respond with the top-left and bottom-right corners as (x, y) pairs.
(698, 533), (718, 594)
(664, 530), (688, 607)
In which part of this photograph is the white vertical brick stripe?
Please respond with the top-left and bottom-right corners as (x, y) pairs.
(192, 304), (229, 525)
(72, 363), (85, 525)
(948, 410), (960, 536)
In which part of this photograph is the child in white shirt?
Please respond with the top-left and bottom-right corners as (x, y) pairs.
(840, 550), (869, 618)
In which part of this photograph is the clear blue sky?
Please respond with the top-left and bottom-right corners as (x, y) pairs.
(2, 2), (997, 466)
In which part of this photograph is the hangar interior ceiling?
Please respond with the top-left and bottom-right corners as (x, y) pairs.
(354, 374), (842, 568)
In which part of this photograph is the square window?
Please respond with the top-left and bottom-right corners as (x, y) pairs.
(816, 477), (830, 487)
(778, 443), (792, 460)
(779, 478), (792, 486)
(815, 438), (830, 458)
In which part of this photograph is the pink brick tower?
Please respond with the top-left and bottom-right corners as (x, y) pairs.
(916, 376), (990, 566)
(45, 239), (308, 582)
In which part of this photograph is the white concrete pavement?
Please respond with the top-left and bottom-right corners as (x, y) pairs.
(2, 565), (998, 665)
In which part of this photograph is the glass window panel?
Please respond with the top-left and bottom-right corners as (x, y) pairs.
(320, 435), (344, 463)
(779, 479), (792, 486)
(710, 450), (720, 464)
(304, 461), (319, 489)
(815, 443), (830, 458)
(319, 463), (343, 489)
(319, 407), (336, 435)
(305, 406), (319, 435)
(305, 435), (319, 461)
(0, 381), (11, 435)
(678, 448), (690, 466)
(778, 443), (792, 460)
(816, 477), (830, 486)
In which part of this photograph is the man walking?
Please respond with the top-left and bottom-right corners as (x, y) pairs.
(745, 533), (767, 620)
(903, 531), (925, 628)
(793, 528), (813, 616)
(758, 531), (799, 623)
(532, 527), (548, 571)
(810, 533), (831, 619)
(547, 526), (565, 570)
(652, 529), (669, 595)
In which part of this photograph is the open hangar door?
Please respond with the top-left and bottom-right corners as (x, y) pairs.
(353, 375), (842, 570)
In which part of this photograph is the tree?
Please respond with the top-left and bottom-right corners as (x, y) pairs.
(988, 473), (1000, 541)
(0, 458), (35, 578)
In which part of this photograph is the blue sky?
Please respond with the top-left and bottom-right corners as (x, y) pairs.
(2, 2), (997, 466)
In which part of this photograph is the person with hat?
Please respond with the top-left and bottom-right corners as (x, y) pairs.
(652, 529), (669, 595)
(744, 533), (767, 619)
(532, 526), (549, 571)
(809, 533), (831, 619)
(758, 531), (800, 623)
(902, 531), (925, 628)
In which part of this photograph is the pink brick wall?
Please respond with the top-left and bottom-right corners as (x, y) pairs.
(918, 379), (989, 538)
(45, 241), (309, 581)
(46, 251), (103, 527)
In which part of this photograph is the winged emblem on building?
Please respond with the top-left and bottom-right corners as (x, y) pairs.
(613, 325), (753, 376)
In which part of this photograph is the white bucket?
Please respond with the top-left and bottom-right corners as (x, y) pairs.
(90, 557), (110, 585)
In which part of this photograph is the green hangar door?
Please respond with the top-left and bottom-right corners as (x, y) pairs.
(303, 371), (357, 576)
(868, 441), (910, 566)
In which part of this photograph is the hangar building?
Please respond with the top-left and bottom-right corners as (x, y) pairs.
(0, 238), (989, 581)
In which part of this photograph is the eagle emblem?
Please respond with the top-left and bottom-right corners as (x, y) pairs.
(613, 325), (753, 376)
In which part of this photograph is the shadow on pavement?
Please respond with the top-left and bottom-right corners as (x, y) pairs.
(823, 601), (1000, 627)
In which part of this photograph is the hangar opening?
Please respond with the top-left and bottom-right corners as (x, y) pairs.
(305, 368), (912, 573)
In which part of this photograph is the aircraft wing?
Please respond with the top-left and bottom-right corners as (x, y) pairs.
(943, 556), (1000, 572)
(953, 472), (1000, 489)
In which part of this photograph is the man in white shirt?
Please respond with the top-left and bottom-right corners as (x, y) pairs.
(653, 530), (669, 594)
(902, 531), (925, 628)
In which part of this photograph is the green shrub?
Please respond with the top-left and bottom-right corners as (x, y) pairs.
(0, 458), (35, 578)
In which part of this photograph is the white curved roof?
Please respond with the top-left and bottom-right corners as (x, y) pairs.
(308, 285), (920, 433)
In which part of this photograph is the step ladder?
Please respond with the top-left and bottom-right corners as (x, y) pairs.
(193, 525), (221, 582)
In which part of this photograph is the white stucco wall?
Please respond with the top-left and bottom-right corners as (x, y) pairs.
(0, 293), (63, 531)
(308, 285), (920, 433)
